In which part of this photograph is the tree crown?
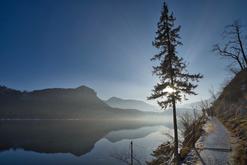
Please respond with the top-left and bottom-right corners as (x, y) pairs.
(148, 2), (203, 109)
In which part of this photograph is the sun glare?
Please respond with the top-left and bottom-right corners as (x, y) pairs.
(164, 86), (176, 94)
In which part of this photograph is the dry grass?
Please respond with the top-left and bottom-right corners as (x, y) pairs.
(219, 117), (247, 164)
(147, 111), (207, 165)
(210, 69), (247, 164)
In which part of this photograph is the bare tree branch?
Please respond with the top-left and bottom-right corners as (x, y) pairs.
(213, 20), (247, 72)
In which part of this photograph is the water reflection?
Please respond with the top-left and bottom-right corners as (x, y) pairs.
(0, 119), (173, 164)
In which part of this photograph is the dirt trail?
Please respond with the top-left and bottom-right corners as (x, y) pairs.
(196, 117), (232, 165)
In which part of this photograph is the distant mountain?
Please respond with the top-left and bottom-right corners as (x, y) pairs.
(0, 85), (170, 157)
(105, 97), (160, 112)
(0, 85), (164, 120)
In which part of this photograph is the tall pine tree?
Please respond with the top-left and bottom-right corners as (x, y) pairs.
(148, 2), (203, 164)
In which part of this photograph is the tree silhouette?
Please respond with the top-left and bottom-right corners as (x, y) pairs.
(213, 20), (247, 73)
(148, 2), (203, 164)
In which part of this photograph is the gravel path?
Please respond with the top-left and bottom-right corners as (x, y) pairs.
(196, 117), (232, 165)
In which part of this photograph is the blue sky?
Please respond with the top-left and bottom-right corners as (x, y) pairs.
(0, 0), (247, 105)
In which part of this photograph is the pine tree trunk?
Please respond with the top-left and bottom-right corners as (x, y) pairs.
(167, 29), (180, 164)
(172, 95), (180, 165)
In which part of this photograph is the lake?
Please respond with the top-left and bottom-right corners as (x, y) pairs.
(0, 117), (173, 165)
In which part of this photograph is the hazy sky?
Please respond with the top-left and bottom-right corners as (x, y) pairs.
(0, 0), (247, 105)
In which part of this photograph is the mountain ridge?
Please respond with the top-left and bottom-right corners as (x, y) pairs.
(105, 96), (160, 112)
(0, 85), (165, 120)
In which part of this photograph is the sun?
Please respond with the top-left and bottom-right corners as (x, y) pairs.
(165, 86), (176, 94)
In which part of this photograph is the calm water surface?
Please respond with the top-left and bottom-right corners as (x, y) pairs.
(0, 119), (173, 165)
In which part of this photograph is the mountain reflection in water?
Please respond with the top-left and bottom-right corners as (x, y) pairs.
(0, 119), (173, 164)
